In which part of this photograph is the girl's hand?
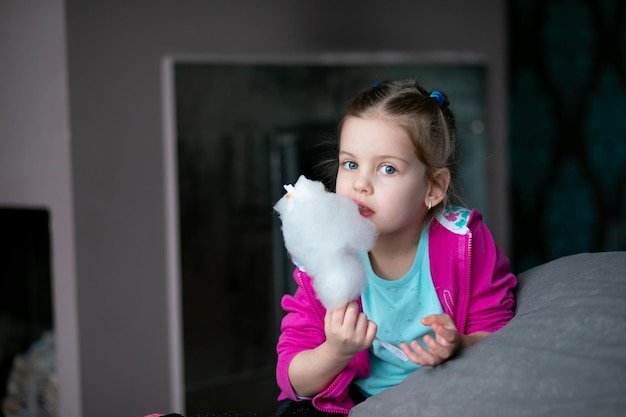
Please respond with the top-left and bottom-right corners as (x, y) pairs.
(324, 302), (377, 359)
(400, 314), (461, 366)
(287, 302), (376, 397)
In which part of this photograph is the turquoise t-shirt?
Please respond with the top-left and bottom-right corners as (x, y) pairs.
(354, 226), (443, 396)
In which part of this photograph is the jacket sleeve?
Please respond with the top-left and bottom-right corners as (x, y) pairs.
(465, 211), (517, 334)
(275, 268), (370, 408)
(276, 271), (326, 400)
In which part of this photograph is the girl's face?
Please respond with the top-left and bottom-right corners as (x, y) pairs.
(335, 116), (431, 239)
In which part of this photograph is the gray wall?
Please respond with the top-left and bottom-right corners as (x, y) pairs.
(0, 2), (81, 417)
(1, 1), (508, 416)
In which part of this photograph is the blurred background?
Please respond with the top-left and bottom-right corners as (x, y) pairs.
(0, 1), (624, 417)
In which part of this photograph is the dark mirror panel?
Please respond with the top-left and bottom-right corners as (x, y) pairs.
(174, 60), (486, 414)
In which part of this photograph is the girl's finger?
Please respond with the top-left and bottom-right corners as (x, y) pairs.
(401, 341), (435, 366)
(341, 302), (361, 328)
(354, 312), (369, 334)
(423, 336), (452, 360)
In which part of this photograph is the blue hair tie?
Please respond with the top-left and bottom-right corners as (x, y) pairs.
(430, 90), (444, 107)
(371, 82), (380, 88)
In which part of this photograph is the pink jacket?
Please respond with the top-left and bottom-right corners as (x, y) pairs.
(275, 209), (516, 415)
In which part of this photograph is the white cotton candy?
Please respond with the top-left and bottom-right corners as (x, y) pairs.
(273, 175), (378, 310)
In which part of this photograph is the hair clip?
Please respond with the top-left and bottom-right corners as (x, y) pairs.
(371, 82), (380, 88)
(430, 91), (444, 107)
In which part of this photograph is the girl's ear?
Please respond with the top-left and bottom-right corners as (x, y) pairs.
(425, 168), (451, 208)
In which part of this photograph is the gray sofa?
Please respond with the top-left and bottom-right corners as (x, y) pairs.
(350, 252), (626, 417)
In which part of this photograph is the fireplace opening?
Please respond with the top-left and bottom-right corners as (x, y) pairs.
(0, 207), (54, 417)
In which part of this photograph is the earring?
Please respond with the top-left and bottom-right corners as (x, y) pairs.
(428, 200), (432, 210)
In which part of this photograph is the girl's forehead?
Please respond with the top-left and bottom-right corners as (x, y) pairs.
(340, 117), (414, 151)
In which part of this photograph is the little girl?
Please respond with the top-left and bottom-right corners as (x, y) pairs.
(147, 79), (516, 417)
(275, 79), (517, 416)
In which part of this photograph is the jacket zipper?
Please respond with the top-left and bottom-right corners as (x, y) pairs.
(463, 231), (473, 333)
(314, 374), (350, 415)
(296, 269), (324, 325)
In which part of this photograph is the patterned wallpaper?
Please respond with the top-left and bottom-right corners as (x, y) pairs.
(508, 0), (626, 272)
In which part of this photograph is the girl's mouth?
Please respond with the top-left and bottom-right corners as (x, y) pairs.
(355, 201), (374, 217)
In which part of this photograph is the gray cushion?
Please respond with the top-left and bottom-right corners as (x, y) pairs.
(349, 252), (626, 417)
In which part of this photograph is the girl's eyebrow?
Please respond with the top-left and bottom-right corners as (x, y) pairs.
(339, 150), (410, 164)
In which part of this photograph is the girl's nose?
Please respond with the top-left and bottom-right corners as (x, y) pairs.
(353, 172), (372, 194)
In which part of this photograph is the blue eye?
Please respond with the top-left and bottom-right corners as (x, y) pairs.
(380, 165), (396, 175)
(342, 161), (358, 170)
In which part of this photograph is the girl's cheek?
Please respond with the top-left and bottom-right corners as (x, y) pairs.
(335, 186), (349, 199)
